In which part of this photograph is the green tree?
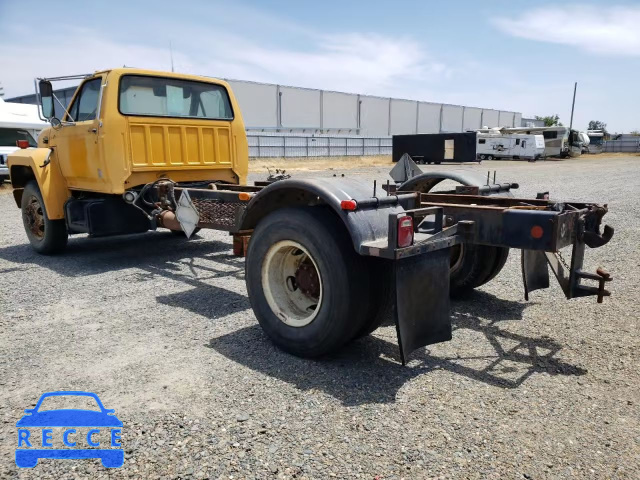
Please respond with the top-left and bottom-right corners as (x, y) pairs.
(587, 120), (608, 135)
(535, 114), (563, 127)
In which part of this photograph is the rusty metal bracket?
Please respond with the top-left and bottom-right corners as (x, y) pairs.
(574, 268), (612, 303)
(232, 231), (252, 257)
(537, 231), (613, 303)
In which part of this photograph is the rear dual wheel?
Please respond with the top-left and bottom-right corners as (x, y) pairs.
(449, 243), (509, 296)
(246, 207), (385, 357)
(246, 206), (509, 356)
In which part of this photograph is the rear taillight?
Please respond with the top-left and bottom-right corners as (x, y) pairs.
(16, 140), (29, 149)
(397, 215), (414, 248)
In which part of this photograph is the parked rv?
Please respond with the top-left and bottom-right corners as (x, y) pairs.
(476, 133), (545, 161)
(585, 130), (604, 153)
(525, 127), (578, 158)
(478, 126), (583, 158)
(0, 98), (47, 182)
(541, 127), (571, 157)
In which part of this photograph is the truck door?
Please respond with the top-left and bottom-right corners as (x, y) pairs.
(50, 76), (106, 191)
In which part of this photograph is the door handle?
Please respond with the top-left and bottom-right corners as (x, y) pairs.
(89, 128), (98, 133)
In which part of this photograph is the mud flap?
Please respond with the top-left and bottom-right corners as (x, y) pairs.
(394, 248), (452, 365)
(521, 249), (550, 300)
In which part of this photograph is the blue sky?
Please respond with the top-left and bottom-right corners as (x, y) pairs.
(1, 0), (638, 132)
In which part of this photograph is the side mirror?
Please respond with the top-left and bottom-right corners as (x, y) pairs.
(39, 80), (54, 119)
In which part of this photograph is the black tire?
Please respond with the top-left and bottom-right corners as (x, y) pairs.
(353, 258), (393, 338)
(245, 207), (371, 357)
(487, 155), (494, 160)
(21, 180), (68, 254)
(483, 246), (509, 284)
(449, 244), (500, 296)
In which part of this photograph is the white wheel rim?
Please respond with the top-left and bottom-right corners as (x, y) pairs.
(261, 240), (323, 327)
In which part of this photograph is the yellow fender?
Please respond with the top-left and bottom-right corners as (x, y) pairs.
(8, 148), (70, 220)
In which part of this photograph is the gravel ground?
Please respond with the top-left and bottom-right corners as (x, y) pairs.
(0, 156), (638, 479)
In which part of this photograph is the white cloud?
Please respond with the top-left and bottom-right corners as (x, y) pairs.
(0, 24), (448, 100)
(0, 27), (192, 97)
(200, 32), (448, 96)
(492, 5), (640, 55)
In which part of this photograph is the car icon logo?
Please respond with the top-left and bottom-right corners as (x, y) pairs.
(15, 391), (124, 468)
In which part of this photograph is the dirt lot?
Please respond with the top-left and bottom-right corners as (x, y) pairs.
(0, 156), (638, 479)
(249, 155), (394, 173)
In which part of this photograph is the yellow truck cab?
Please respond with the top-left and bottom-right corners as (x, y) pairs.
(8, 68), (248, 252)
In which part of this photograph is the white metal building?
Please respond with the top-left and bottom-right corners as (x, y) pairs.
(224, 79), (521, 136)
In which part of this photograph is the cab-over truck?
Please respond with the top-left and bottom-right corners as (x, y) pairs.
(8, 69), (614, 363)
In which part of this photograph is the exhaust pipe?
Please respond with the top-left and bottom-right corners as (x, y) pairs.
(157, 211), (182, 231)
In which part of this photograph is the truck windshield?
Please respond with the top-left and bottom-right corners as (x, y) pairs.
(0, 128), (37, 147)
(119, 75), (233, 120)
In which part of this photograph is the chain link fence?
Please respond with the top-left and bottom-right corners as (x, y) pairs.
(247, 133), (392, 158)
(602, 139), (640, 153)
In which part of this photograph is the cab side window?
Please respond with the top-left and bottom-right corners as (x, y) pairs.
(67, 78), (102, 122)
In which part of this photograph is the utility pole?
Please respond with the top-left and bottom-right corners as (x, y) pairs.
(169, 41), (175, 72)
(569, 82), (577, 130)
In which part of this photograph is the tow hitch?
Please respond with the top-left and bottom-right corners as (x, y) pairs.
(522, 204), (614, 304)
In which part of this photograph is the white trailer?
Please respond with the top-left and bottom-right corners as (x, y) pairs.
(0, 98), (48, 181)
(479, 126), (585, 158)
(476, 133), (545, 161)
